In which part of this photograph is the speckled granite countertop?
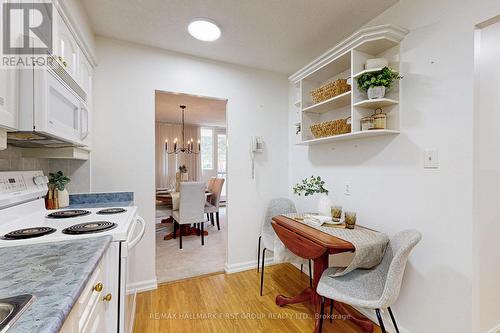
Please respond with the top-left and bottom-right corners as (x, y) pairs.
(0, 237), (112, 333)
(68, 192), (134, 208)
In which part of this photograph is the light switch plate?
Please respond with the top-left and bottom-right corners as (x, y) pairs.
(424, 149), (439, 168)
(344, 182), (351, 195)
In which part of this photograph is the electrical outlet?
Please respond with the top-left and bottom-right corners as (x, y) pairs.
(424, 149), (439, 169)
(344, 182), (351, 196)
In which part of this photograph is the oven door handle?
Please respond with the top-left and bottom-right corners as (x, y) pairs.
(127, 216), (146, 250)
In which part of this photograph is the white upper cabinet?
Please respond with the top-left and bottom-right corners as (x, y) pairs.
(0, 2), (20, 130)
(0, 67), (19, 131)
(54, 11), (79, 79)
(78, 50), (93, 96)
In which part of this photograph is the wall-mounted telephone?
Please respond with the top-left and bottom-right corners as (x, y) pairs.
(251, 136), (264, 179)
(251, 136), (264, 153)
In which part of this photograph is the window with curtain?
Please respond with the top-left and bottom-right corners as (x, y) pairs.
(201, 128), (213, 170)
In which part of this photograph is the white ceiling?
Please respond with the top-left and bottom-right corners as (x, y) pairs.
(81, 0), (397, 74)
(155, 91), (227, 127)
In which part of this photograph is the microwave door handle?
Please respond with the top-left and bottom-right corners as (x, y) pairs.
(80, 107), (89, 140)
(127, 216), (146, 250)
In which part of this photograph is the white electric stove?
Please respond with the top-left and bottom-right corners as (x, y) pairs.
(0, 171), (145, 333)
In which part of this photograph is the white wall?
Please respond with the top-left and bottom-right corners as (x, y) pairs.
(288, 0), (500, 332)
(92, 37), (289, 286)
(474, 17), (500, 333)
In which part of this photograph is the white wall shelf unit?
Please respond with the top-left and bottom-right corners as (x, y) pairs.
(289, 24), (408, 145)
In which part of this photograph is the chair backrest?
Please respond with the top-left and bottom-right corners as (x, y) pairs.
(261, 198), (297, 249)
(207, 177), (216, 193)
(208, 178), (225, 208)
(178, 182), (206, 224)
(377, 230), (422, 307)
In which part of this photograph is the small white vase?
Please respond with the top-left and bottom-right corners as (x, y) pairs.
(57, 189), (69, 208)
(317, 194), (331, 216)
(367, 86), (386, 99)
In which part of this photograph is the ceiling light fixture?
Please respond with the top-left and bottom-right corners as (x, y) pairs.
(188, 19), (221, 42)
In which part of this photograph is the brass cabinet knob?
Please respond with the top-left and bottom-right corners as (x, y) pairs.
(102, 293), (112, 302)
(93, 282), (103, 292)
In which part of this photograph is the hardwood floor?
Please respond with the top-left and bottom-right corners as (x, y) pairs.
(134, 263), (382, 333)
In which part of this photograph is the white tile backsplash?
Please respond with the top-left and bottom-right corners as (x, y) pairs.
(0, 145), (90, 193)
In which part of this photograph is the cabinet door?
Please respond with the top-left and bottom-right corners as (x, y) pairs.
(43, 72), (81, 143)
(55, 13), (78, 79)
(78, 51), (93, 96)
(0, 1), (20, 130)
(103, 242), (119, 333)
(0, 67), (18, 130)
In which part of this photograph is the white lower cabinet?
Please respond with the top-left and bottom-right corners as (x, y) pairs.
(60, 243), (119, 333)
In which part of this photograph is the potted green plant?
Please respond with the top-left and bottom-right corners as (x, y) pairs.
(49, 171), (71, 208)
(357, 67), (402, 99)
(293, 176), (331, 215)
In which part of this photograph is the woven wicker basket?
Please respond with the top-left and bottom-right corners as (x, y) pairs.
(310, 79), (351, 104)
(310, 117), (351, 138)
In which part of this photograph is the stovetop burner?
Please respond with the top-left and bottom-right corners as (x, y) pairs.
(62, 221), (117, 235)
(96, 208), (127, 215)
(4, 227), (56, 240)
(47, 209), (91, 219)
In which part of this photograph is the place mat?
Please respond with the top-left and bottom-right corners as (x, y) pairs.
(282, 213), (389, 277)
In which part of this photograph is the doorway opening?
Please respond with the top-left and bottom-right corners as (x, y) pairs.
(154, 90), (228, 283)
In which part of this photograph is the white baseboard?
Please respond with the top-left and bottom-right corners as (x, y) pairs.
(487, 323), (500, 333)
(127, 277), (158, 293)
(225, 256), (275, 274)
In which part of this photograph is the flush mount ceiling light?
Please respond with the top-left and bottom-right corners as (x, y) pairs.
(188, 19), (221, 42)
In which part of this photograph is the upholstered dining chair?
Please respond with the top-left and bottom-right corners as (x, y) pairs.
(205, 177), (216, 222)
(204, 178), (225, 230)
(258, 198), (312, 296)
(172, 182), (206, 249)
(316, 230), (422, 333)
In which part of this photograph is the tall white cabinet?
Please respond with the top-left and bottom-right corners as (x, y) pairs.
(290, 25), (408, 145)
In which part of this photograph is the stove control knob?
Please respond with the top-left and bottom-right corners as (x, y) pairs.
(33, 176), (48, 185)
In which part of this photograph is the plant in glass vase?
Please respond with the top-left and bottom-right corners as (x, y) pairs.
(49, 171), (71, 208)
(293, 176), (331, 215)
(357, 67), (402, 99)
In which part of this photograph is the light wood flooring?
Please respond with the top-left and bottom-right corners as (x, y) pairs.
(135, 263), (382, 333)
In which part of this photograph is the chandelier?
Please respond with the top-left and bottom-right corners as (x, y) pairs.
(165, 105), (200, 154)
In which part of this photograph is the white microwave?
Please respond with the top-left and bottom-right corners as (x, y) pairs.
(9, 58), (91, 148)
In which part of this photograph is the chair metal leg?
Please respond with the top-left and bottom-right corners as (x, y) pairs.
(196, 223), (200, 236)
(210, 213), (215, 226)
(319, 296), (325, 333)
(257, 236), (261, 272)
(216, 212), (220, 230)
(206, 213), (210, 221)
(376, 309), (387, 333)
(329, 299), (333, 323)
(260, 248), (267, 296)
(173, 221), (177, 239)
(388, 307), (400, 333)
(308, 259), (313, 288)
(201, 222), (204, 246)
(300, 264), (303, 273)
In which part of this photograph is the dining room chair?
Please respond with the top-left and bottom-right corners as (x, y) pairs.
(316, 230), (422, 333)
(204, 178), (225, 230)
(205, 177), (216, 223)
(258, 198), (312, 296)
(172, 182), (206, 249)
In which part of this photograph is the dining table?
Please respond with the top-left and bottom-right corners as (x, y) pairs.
(271, 215), (374, 333)
(156, 189), (213, 240)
